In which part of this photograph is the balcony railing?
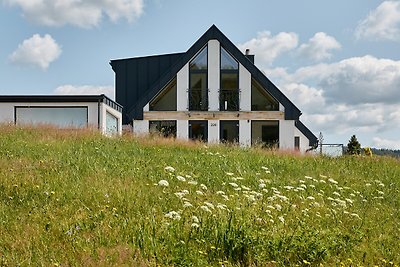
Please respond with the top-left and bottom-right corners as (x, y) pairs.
(219, 89), (240, 111)
(189, 88), (208, 111)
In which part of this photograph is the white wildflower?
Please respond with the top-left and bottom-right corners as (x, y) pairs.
(200, 184), (208, 191)
(350, 213), (361, 219)
(191, 223), (199, 228)
(265, 209), (272, 214)
(192, 215), (199, 223)
(300, 184), (307, 189)
(217, 203), (227, 210)
(226, 172), (234, 176)
(241, 185), (251, 191)
(309, 184), (316, 189)
(284, 185), (294, 190)
(176, 175), (186, 182)
(261, 166), (269, 171)
(259, 183), (266, 188)
(275, 204), (282, 211)
(165, 211), (181, 220)
(319, 179), (326, 183)
(164, 166), (175, 172)
(345, 198), (353, 204)
(200, 205), (212, 213)
(158, 180), (169, 187)
(319, 174), (327, 178)
(333, 192), (341, 197)
(365, 183), (372, 187)
(296, 187), (305, 191)
(216, 191), (225, 195)
(299, 180), (305, 184)
(196, 190), (204, 195)
(183, 201), (193, 208)
(328, 178), (338, 184)
(305, 176), (313, 180)
(278, 216), (285, 223)
(306, 196), (315, 201)
(204, 202), (215, 210)
(221, 195), (229, 201)
(229, 182), (238, 187)
(188, 180), (198, 185)
(377, 190), (385, 195)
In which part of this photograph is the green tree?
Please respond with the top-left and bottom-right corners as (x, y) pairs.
(347, 135), (361, 155)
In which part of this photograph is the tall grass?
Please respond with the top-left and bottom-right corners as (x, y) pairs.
(0, 125), (399, 266)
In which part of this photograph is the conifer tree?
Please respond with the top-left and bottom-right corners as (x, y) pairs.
(347, 135), (361, 155)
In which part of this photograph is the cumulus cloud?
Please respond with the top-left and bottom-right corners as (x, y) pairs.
(4, 0), (144, 28)
(372, 137), (400, 150)
(281, 83), (325, 113)
(355, 1), (400, 42)
(9, 34), (61, 70)
(292, 56), (400, 105)
(54, 85), (115, 100)
(297, 32), (341, 61)
(238, 31), (298, 65)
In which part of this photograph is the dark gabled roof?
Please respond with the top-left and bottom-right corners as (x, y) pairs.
(110, 53), (184, 123)
(113, 25), (302, 121)
(295, 120), (318, 146)
(0, 94), (122, 112)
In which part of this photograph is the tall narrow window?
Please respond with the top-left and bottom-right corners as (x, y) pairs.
(189, 46), (208, 111)
(220, 47), (239, 111)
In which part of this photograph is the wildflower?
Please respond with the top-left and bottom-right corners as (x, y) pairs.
(365, 183), (372, 187)
(275, 204), (282, 211)
(328, 178), (338, 184)
(183, 201), (193, 208)
(229, 182), (238, 187)
(216, 191), (225, 195)
(284, 185), (294, 190)
(319, 179), (326, 183)
(188, 180), (198, 185)
(196, 190), (204, 195)
(192, 216), (199, 223)
(176, 175), (186, 182)
(200, 184), (208, 191)
(158, 180), (169, 187)
(306, 196), (315, 201)
(191, 223), (199, 228)
(378, 183), (385, 187)
(217, 203), (227, 210)
(165, 211), (181, 220)
(164, 166), (175, 172)
(204, 202), (215, 209)
(350, 213), (360, 219)
(241, 185), (251, 191)
(261, 166), (269, 171)
(259, 183), (266, 188)
(377, 190), (384, 195)
(226, 172), (234, 176)
(309, 184), (316, 189)
(333, 192), (341, 197)
(200, 205), (212, 213)
(278, 216), (285, 223)
(345, 198), (353, 204)
(305, 176), (313, 180)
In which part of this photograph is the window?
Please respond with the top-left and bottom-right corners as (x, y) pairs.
(251, 120), (279, 148)
(251, 79), (279, 111)
(295, 136), (300, 150)
(189, 120), (208, 142)
(106, 111), (119, 135)
(220, 120), (239, 143)
(15, 106), (88, 128)
(189, 46), (208, 111)
(220, 47), (239, 111)
(150, 78), (177, 111)
(149, 120), (176, 138)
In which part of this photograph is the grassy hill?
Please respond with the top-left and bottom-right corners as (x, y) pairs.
(1, 125), (399, 266)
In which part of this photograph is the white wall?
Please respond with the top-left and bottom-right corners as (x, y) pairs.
(133, 120), (149, 135)
(239, 64), (251, 111)
(208, 120), (219, 144)
(177, 63), (189, 111)
(239, 120), (251, 147)
(208, 40), (220, 111)
(279, 120), (295, 149)
(177, 120), (188, 139)
(294, 127), (310, 153)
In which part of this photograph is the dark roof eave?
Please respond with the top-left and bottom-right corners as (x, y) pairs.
(295, 120), (318, 146)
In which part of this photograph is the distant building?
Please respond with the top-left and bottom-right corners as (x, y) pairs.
(0, 94), (122, 135)
(110, 25), (317, 151)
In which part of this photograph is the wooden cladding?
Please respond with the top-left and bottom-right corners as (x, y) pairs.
(144, 111), (284, 120)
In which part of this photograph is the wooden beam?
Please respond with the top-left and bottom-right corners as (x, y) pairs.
(143, 111), (284, 120)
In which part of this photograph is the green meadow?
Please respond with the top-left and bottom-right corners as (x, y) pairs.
(0, 125), (399, 266)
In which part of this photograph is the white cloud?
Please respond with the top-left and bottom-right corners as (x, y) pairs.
(54, 85), (115, 100)
(355, 1), (400, 42)
(238, 31), (298, 65)
(292, 56), (400, 105)
(9, 34), (61, 70)
(372, 137), (400, 150)
(281, 83), (325, 113)
(4, 0), (144, 28)
(297, 32), (341, 61)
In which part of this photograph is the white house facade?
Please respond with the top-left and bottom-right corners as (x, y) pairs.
(0, 95), (122, 135)
(111, 25), (317, 151)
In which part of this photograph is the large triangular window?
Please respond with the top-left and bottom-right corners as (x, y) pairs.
(251, 78), (279, 111)
(149, 77), (177, 111)
(221, 47), (238, 70)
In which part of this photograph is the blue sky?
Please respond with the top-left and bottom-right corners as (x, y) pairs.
(1, 0), (400, 149)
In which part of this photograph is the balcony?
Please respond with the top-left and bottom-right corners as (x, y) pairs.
(189, 88), (208, 111)
(219, 89), (239, 111)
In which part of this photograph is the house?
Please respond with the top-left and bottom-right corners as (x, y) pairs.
(110, 25), (317, 151)
(0, 94), (122, 135)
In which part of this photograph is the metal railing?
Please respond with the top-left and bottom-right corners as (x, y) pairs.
(189, 88), (208, 111)
(219, 89), (240, 111)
